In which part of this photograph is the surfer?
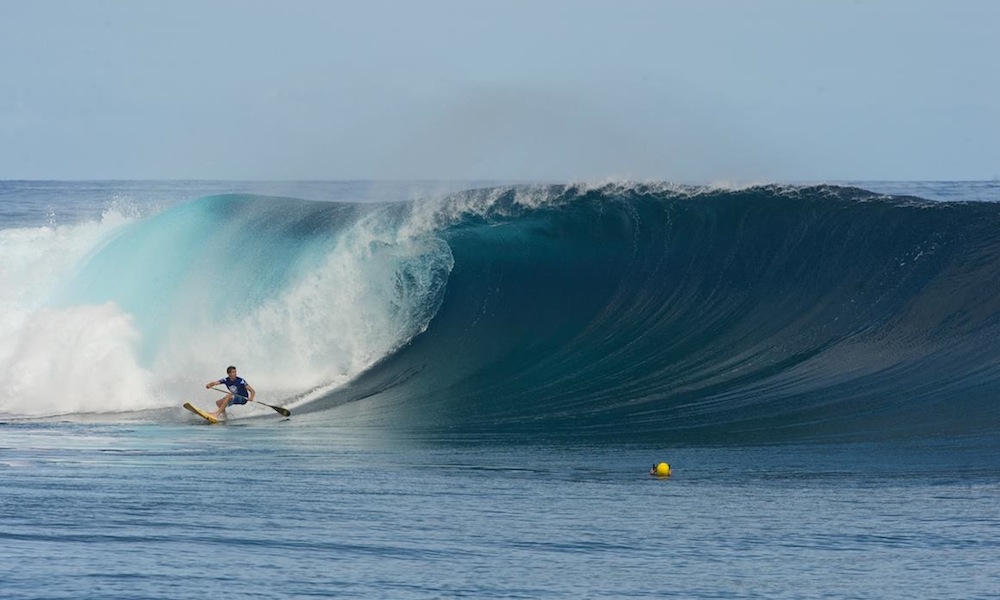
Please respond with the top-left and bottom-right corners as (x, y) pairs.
(206, 365), (256, 418)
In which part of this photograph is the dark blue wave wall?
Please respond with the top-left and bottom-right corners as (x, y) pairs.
(313, 185), (1000, 443)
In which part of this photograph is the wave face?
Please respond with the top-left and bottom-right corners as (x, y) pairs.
(316, 184), (1000, 443)
(3, 183), (1000, 443)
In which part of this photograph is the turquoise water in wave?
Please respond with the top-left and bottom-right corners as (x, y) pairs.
(1, 181), (999, 598)
(2, 422), (998, 600)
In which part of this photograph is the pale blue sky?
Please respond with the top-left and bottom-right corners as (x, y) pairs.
(1, 0), (997, 181)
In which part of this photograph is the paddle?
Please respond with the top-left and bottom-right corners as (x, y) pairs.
(212, 386), (291, 417)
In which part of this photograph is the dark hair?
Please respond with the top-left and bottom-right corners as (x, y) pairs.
(227, 365), (237, 373)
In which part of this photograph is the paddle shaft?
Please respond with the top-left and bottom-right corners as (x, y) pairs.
(211, 386), (291, 417)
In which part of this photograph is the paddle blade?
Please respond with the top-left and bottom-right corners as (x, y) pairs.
(271, 405), (291, 417)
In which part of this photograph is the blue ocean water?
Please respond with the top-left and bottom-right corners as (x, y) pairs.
(1, 180), (999, 599)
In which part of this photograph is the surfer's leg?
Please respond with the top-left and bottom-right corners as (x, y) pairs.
(212, 394), (233, 417)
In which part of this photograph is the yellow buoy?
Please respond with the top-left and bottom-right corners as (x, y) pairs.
(650, 462), (671, 477)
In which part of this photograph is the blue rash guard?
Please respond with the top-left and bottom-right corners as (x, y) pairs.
(219, 376), (250, 405)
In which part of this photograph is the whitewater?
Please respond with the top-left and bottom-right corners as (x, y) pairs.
(0, 182), (457, 417)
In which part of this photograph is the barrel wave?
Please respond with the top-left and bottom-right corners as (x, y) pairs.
(3, 183), (999, 443)
(315, 184), (1000, 443)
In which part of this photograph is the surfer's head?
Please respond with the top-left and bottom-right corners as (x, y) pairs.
(227, 365), (237, 376)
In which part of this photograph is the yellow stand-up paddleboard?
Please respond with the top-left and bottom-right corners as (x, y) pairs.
(183, 402), (220, 424)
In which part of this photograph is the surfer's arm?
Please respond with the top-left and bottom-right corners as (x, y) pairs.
(205, 379), (221, 389)
(245, 383), (256, 400)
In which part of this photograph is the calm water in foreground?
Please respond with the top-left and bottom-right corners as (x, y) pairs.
(1, 417), (997, 599)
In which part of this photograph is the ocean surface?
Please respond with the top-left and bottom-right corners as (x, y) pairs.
(1, 180), (998, 599)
